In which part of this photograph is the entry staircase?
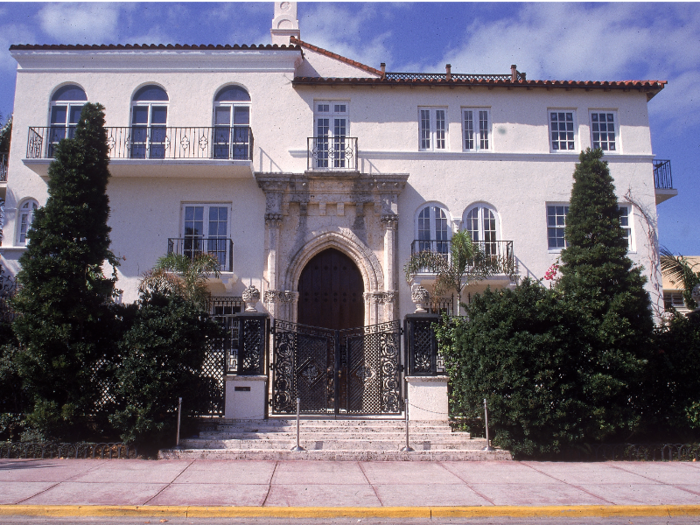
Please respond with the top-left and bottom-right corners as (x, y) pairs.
(159, 418), (511, 460)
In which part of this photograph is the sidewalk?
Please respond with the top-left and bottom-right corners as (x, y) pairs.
(1, 458), (700, 519)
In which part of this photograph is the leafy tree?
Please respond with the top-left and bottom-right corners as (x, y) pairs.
(11, 103), (121, 440)
(140, 252), (220, 310)
(109, 288), (221, 448)
(558, 148), (654, 437)
(404, 230), (515, 313)
(660, 247), (699, 310)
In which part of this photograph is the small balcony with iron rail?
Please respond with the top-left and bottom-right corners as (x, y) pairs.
(409, 238), (516, 287)
(167, 236), (237, 292)
(653, 159), (678, 204)
(24, 126), (254, 179)
(307, 136), (358, 171)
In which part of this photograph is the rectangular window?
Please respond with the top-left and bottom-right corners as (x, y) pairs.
(462, 109), (490, 151)
(618, 204), (632, 251)
(314, 101), (349, 168)
(549, 111), (575, 151)
(182, 204), (230, 270)
(419, 107), (447, 151)
(591, 112), (616, 151)
(547, 204), (569, 249)
(664, 292), (685, 311)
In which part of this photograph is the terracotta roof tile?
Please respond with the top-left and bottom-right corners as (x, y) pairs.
(10, 43), (300, 51)
(289, 36), (381, 77)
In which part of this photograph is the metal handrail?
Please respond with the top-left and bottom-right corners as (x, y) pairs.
(26, 126), (254, 161)
(167, 237), (234, 272)
(307, 136), (358, 171)
(653, 159), (673, 190)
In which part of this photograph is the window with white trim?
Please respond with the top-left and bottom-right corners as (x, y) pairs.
(664, 292), (685, 311)
(131, 85), (169, 159)
(213, 85), (251, 160)
(419, 108), (447, 151)
(590, 111), (617, 152)
(464, 205), (498, 255)
(17, 199), (38, 245)
(547, 204), (569, 249)
(462, 109), (490, 151)
(549, 110), (576, 152)
(49, 84), (87, 157)
(618, 204), (633, 251)
(416, 205), (450, 254)
(181, 204), (230, 270)
(314, 101), (349, 168)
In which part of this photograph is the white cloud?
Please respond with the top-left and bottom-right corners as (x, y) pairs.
(37, 3), (120, 44)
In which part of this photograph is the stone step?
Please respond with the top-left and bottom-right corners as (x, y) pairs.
(159, 448), (511, 461)
(180, 437), (482, 451)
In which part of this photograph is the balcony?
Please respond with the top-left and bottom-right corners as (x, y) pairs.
(24, 126), (254, 179)
(307, 136), (358, 171)
(167, 237), (234, 273)
(410, 239), (515, 279)
(0, 153), (7, 181)
(653, 159), (678, 204)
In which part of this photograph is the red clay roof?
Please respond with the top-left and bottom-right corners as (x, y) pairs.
(293, 76), (667, 99)
(10, 43), (300, 51)
(290, 36), (381, 77)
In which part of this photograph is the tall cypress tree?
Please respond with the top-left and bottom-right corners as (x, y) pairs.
(559, 148), (653, 437)
(13, 103), (120, 440)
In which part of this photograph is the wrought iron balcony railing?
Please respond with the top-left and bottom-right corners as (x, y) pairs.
(167, 237), (234, 272)
(307, 136), (358, 170)
(27, 126), (254, 161)
(0, 153), (7, 182)
(410, 239), (515, 274)
(653, 159), (673, 190)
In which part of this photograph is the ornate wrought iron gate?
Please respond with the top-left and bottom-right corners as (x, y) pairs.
(271, 320), (403, 415)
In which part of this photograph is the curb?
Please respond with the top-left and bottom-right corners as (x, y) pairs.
(1, 505), (700, 519)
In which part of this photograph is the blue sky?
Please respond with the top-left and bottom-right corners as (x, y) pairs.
(0, 2), (697, 255)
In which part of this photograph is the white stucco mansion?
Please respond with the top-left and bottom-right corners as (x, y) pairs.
(0, 3), (678, 419)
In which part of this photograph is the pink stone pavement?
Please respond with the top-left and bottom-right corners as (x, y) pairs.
(1, 458), (699, 508)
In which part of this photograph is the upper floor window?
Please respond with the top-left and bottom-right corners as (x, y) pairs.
(313, 101), (349, 168)
(419, 108), (447, 151)
(590, 112), (617, 152)
(618, 204), (632, 250)
(549, 110), (576, 152)
(213, 85), (251, 160)
(182, 203), (230, 270)
(416, 204), (450, 254)
(17, 199), (38, 245)
(547, 204), (569, 250)
(462, 109), (490, 151)
(131, 85), (168, 159)
(49, 84), (87, 156)
(464, 205), (498, 255)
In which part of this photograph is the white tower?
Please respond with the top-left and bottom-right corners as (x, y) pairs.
(271, 2), (300, 46)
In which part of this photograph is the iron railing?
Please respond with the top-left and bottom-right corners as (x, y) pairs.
(307, 136), (358, 170)
(167, 237), (233, 272)
(224, 313), (269, 375)
(384, 72), (527, 82)
(0, 153), (7, 181)
(27, 126), (254, 161)
(404, 313), (443, 376)
(653, 159), (673, 190)
(410, 239), (515, 272)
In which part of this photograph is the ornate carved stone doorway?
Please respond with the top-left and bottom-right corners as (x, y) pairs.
(297, 248), (364, 330)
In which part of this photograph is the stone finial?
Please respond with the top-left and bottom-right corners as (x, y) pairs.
(242, 285), (261, 312)
(411, 283), (430, 314)
(445, 64), (452, 81)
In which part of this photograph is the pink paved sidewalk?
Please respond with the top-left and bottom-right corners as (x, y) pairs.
(1, 459), (700, 508)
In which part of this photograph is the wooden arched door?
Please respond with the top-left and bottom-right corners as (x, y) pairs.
(297, 248), (364, 330)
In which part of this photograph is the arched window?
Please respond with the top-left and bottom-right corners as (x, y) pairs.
(131, 85), (169, 159)
(49, 84), (87, 156)
(213, 85), (251, 160)
(17, 199), (38, 245)
(464, 205), (499, 256)
(416, 205), (450, 254)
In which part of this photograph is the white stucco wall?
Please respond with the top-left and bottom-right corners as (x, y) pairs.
(3, 45), (664, 317)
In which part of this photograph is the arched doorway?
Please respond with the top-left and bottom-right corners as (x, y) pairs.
(297, 248), (364, 330)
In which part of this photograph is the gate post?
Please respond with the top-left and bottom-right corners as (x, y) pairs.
(404, 313), (448, 421)
(224, 312), (270, 419)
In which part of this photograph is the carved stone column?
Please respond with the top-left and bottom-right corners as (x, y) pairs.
(381, 213), (399, 322)
(264, 213), (283, 319)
